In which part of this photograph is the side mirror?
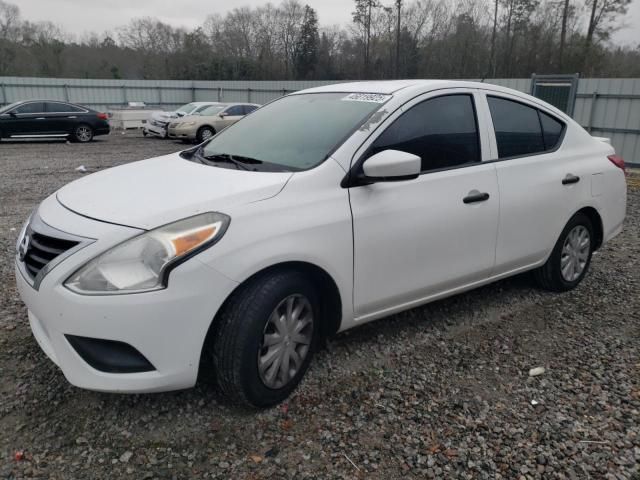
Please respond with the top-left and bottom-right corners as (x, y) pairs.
(219, 112), (228, 118)
(9, 111), (17, 117)
(176, 112), (185, 117)
(361, 149), (421, 182)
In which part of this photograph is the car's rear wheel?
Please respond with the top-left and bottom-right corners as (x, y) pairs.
(207, 270), (319, 408)
(196, 126), (215, 143)
(72, 124), (93, 143)
(534, 212), (594, 291)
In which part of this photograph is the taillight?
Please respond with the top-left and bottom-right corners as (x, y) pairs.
(96, 112), (109, 120)
(608, 155), (627, 175)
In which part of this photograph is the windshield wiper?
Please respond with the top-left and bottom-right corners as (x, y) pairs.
(201, 153), (264, 171)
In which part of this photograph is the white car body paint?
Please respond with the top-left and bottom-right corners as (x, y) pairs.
(15, 80), (627, 393)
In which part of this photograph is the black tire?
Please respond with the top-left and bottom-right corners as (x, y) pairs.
(534, 212), (594, 292)
(207, 270), (320, 408)
(72, 124), (93, 143)
(196, 126), (215, 144)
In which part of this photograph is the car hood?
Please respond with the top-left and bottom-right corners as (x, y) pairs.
(56, 153), (293, 230)
(150, 111), (179, 122)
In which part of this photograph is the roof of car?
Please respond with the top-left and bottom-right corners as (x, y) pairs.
(196, 102), (261, 107)
(292, 79), (515, 95)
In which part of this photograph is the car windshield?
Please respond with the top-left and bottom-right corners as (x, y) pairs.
(198, 93), (388, 171)
(0, 101), (22, 114)
(198, 105), (225, 116)
(176, 103), (197, 114)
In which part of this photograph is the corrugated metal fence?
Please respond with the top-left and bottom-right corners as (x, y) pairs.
(1, 76), (638, 165)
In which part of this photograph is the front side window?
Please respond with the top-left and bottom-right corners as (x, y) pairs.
(46, 102), (83, 113)
(197, 93), (386, 171)
(14, 102), (45, 114)
(224, 105), (244, 116)
(368, 94), (480, 172)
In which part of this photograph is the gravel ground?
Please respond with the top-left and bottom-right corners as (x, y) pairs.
(1, 133), (639, 480)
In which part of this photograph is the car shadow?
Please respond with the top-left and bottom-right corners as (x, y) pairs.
(1, 138), (108, 144)
(19, 271), (540, 418)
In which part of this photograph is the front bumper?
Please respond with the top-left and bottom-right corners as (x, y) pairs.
(143, 124), (168, 138)
(15, 196), (238, 393)
(168, 127), (196, 140)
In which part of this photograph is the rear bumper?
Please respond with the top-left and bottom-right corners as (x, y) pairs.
(94, 126), (110, 136)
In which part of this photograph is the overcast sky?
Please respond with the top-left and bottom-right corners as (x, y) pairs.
(15, 0), (640, 46)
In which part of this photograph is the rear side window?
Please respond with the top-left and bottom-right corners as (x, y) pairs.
(488, 96), (565, 158)
(46, 102), (84, 113)
(243, 105), (258, 115)
(488, 96), (544, 158)
(369, 94), (480, 172)
(13, 102), (45, 114)
(539, 111), (564, 149)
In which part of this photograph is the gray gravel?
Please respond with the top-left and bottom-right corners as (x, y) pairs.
(1, 133), (639, 479)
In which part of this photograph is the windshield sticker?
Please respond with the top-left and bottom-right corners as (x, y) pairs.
(342, 93), (391, 103)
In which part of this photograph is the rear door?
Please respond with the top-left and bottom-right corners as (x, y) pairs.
(44, 102), (87, 134)
(3, 102), (46, 136)
(349, 90), (500, 319)
(481, 92), (585, 274)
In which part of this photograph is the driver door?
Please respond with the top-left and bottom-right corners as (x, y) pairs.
(3, 102), (46, 136)
(348, 91), (500, 319)
(218, 105), (245, 130)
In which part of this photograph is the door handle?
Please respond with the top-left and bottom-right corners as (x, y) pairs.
(67, 116), (77, 119)
(35, 117), (45, 120)
(562, 174), (580, 185)
(463, 190), (490, 204)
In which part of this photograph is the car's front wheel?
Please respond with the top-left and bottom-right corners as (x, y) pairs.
(196, 126), (215, 143)
(207, 270), (319, 407)
(72, 124), (93, 143)
(534, 212), (594, 291)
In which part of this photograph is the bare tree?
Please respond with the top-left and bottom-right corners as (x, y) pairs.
(353, 0), (380, 76)
(0, 0), (639, 81)
(583, 0), (631, 71)
(395, 0), (402, 77)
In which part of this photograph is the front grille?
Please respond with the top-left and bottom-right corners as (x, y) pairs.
(23, 231), (78, 279)
(151, 120), (167, 128)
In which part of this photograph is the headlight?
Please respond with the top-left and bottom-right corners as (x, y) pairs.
(16, 213), (32, 252)
(65, 212), (230, 295)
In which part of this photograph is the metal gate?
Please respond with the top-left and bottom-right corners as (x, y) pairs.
(530, 74), (579, 115)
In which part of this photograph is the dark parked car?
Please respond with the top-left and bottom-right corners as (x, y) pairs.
(0, 100), (110, 142)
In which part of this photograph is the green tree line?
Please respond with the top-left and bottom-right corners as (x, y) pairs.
(0, 0), (637, 80)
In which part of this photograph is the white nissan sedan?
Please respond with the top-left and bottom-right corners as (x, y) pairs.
(15, 80), (627, 407)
